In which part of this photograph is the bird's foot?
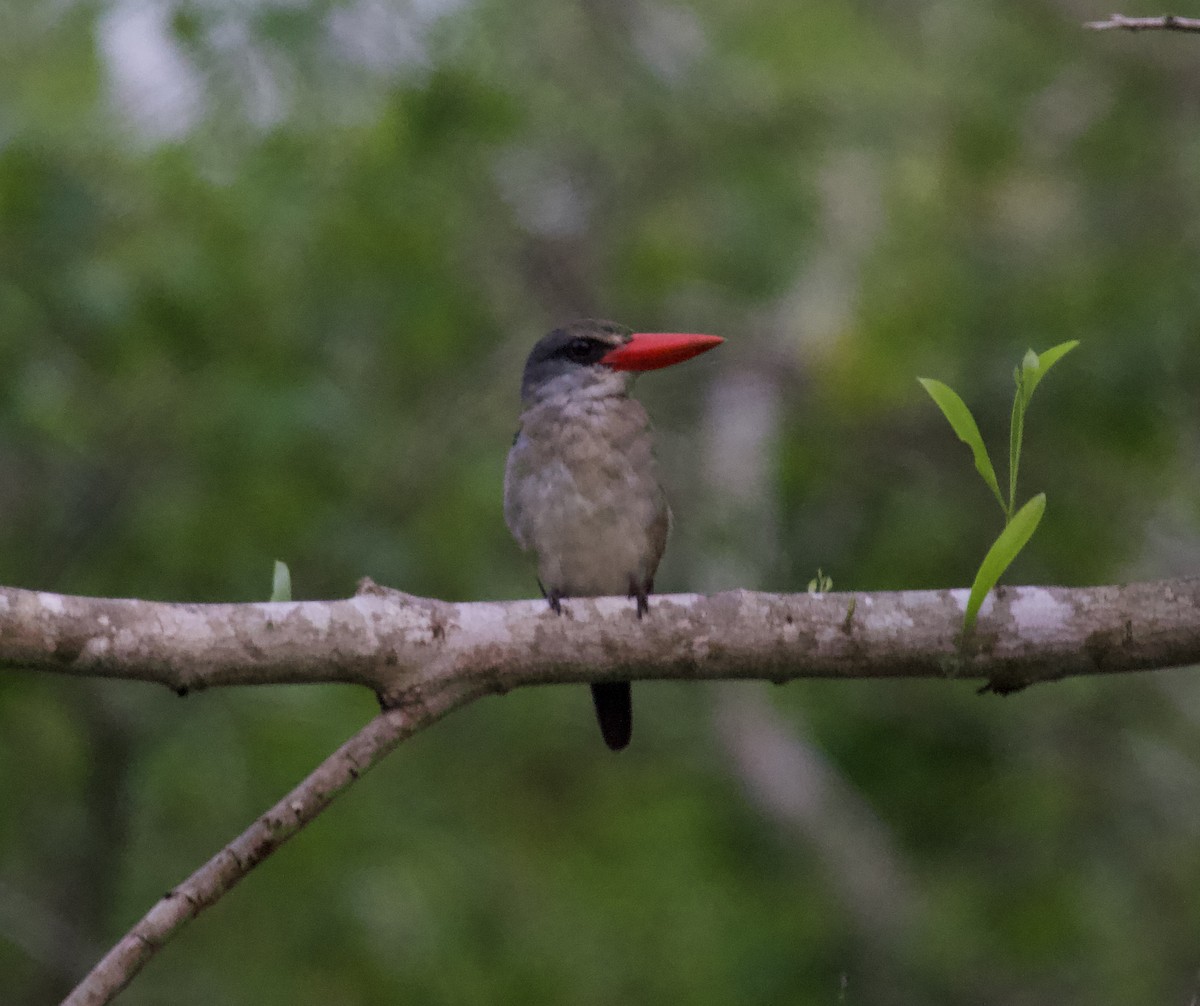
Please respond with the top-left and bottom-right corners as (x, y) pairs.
(542, 583), (565, 615)
(629, 578), (651, 619)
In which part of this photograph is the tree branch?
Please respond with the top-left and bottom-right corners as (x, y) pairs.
(60, 686), (475, 1006)
(1085, 13), (1200, 32)
(8, 575), (1199, 1004)
(4, 579), (1200, 704)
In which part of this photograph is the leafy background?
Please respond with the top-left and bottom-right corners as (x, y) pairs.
(3, 1), (1200, 1003)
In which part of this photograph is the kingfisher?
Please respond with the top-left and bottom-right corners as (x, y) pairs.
(504, 320), (723, 750)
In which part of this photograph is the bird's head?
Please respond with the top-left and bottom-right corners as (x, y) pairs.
(519, 319), (723, 405)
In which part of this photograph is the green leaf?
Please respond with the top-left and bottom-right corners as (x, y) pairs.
(271, 560), (292, 602)
(962, 493), (1046, 634)
(918, 378), (1006, 513)
(1008, 380), (1025, 520)
(1006, 341), (1078, 518)
(1021, 348), (1039, 378)
(1023, 340), (1079, 403)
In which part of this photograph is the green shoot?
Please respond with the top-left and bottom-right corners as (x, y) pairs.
(807, 568), (833, 593)
(919, 341), (1077, 634)
(271, 560), (292, 602)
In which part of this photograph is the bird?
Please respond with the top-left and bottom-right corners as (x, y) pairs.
(503, 319), (724, 750)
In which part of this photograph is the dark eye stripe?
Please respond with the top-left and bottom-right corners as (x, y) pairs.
(557, 338), (605, 364)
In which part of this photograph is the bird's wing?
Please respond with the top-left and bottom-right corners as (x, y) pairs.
(503, 429), (531, 552)
(647, 494), (671, 581)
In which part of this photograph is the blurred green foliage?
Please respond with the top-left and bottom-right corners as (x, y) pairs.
(3, 1), (1200, 1003)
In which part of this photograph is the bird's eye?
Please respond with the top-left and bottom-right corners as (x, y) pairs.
(566, 339), (594, 360)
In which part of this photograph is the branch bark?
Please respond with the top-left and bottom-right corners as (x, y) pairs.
(59, 691), (472, 1006)
(4, 575), (1198, 1004)
(5, 578), (1200, 705)
(1085, 14), (1200, 32)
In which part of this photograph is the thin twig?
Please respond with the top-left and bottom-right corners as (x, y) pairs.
(1085, 13), (1200, 32)
(61, 685), (476, 1006)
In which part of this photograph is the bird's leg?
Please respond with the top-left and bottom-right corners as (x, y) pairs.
(538, 579), (565, 615)
(629, 577), (652, 619)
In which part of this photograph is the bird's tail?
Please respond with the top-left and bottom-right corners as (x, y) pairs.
(590, 681), (632, 751)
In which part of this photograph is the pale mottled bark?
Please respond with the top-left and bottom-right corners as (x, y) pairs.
(4, 579), (1200, 707)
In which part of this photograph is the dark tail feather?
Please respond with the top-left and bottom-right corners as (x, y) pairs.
(590, 681), (632, 751)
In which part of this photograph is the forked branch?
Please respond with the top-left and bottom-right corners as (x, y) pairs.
(3, 576), (1199, 1004)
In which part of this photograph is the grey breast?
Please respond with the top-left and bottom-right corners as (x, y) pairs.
(505, 393), (669, 597)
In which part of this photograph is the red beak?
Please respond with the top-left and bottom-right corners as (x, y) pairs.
(598, 332), (725, 372)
